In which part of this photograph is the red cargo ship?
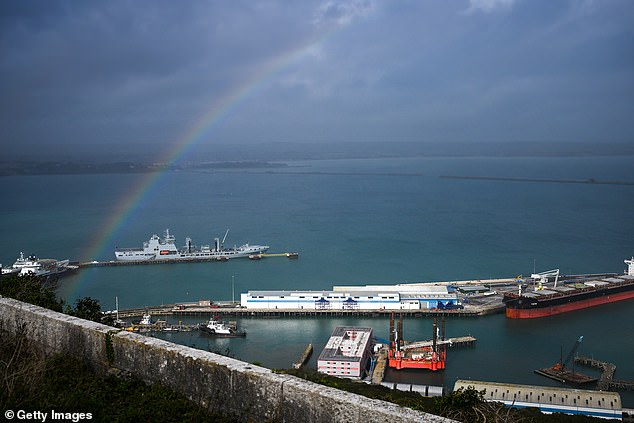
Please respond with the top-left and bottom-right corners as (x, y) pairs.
(504, 257), (634, 319)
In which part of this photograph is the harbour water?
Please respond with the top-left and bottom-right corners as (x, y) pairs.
(2, 155), (633, 405)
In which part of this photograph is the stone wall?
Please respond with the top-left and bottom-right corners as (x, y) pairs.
(0, 297), (453, 422)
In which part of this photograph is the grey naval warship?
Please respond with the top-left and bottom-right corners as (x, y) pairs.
(114, 229), (269, 261)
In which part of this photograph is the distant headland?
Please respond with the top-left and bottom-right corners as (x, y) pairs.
(2, 141), (633, 177)
(0, 160), (288, 177)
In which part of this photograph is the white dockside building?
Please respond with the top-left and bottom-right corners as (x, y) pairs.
(240, 284), (459, 310)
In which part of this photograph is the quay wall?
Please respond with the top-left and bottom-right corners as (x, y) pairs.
(116, 304), (504, 319)
(0, 297), (452, 423)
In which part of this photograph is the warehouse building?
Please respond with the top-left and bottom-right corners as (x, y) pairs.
(240, 284), (458, 310)
(453, 380), (622, 420)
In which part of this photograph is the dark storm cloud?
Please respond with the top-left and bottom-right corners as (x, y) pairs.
(1, 0), (633, 153)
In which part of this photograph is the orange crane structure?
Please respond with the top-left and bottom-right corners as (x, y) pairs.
(535, 335), (597, 385)
(387, 312), (446, 371)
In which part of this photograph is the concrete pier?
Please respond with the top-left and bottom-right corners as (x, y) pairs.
(402, 336), (477, 350)
(575, 356), (634, 391)
(116, 305), (497, 319)
(79, 252), (299, 268)
(371, 348), (388, 385)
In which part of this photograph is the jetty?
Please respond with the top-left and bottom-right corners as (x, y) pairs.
(79, 252), (299, 268)
(293, 344), (313, 369)
(575, 355), (634, 391)
(124, 320), (200, 333)
(115, 303), (501, 319)
(402, 336), (477, 350)
(371, 348), (388, 385)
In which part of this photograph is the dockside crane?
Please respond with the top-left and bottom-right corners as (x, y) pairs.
(531, 269), (560, 290)
(553, 336), (583, 372)
(535, 335), (596, 384)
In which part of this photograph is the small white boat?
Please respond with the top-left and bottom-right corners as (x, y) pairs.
(138, 314), (152, 325)
(199, 317), (246, 337)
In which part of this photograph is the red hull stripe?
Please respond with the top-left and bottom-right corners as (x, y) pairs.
(506, 290), (634, 319)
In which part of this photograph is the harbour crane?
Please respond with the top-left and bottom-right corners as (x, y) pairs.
(553, 336), (583, 371)
(531, 269), (560, 289)
(535, 335), (596, 384)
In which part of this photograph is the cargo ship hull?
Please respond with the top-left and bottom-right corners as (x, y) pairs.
(504, 276), (634, 319)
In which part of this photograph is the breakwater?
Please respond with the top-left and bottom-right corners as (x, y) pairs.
(440, 175), (634, 186)
(0, 297), (451, 423)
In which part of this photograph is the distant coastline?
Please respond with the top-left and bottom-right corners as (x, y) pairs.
(0, 160), (288, 177)
(3, 140), (634, 177)
(4, 141), (634, 165)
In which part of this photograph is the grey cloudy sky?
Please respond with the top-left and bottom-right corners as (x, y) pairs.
(1, 0), (633, 155)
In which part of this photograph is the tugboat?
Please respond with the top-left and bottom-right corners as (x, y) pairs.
(199, 317), (246, 337)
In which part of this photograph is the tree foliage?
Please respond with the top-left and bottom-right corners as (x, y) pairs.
(0, 273), (64, 312)
(65, 296), (103, 322)
(1, 274), (108, 323)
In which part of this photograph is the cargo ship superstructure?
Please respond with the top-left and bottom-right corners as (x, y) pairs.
(114, 229), (268, 262)
(503, 257), (634, 319)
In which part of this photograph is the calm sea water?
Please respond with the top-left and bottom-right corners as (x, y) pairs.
(2, 156), (633, 405)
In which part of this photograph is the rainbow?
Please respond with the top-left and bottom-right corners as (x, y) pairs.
(67, 8), (372, 299)
(69, 37), (329, 298)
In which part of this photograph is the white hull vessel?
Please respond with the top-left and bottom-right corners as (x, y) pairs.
(114, 229), (269, 262)
(199, 318), (246, 337)
(1, 252), (73, 277)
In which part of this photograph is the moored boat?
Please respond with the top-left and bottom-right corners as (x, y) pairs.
(503, 257), (634, 319)
(138, 314), (152, 325)
(1, 252), (75, 277)
(199, 317), (246, 337)
(114, 229), (269, 262)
